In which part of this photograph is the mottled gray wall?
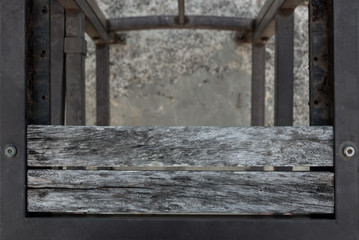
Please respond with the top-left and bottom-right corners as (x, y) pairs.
(85, 0), (309, 126)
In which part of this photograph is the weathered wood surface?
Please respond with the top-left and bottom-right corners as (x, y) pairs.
(27, 126), (333, 167)
(27, 170), (334, 214)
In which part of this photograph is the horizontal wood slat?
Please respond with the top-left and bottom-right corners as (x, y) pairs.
(27, 170), (334, 214)
(27, 126), (333, 167)
(27, 126), (334, 214)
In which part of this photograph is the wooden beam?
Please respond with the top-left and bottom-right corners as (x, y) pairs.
(57, 0), (108, 44)
(252, 0), (302, 44)
(27, 170), (334, 214)
(27, 125), (333, 167)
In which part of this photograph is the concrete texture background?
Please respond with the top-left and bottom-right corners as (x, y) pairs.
(85, 0), (309, 126)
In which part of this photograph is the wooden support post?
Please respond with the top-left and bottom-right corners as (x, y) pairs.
(309, 0), (333, 125)
(50, 0), (65, 125)
(28, 0), (51, 125)
(64, 11), (86, 125)
(96, 44), (110, 126)
(274, 9), (294, 126)
(251, 43), (266, 126)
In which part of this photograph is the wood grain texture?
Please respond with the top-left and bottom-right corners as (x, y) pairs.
(27, 125), (333, 167)
(27, 170), (334, 214)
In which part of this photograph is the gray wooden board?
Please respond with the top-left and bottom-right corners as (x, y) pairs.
(27, 170), (334, 214)
(27, 126), (333, 167)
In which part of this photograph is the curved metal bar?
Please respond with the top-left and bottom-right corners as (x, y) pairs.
(107, 16), (254, 32)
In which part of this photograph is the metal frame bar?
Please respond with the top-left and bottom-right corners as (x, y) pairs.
(251, 42), (266, 126)
(252, 0), (302, 44)
(64, 10), (86, 125)
(1, 0), (359, 239)
(27, 0), (51, 125)
(57, 0), (108, 44)
(96, 44), (110, 126)
(107, 16), (254, 32)
(50, 0), (66, 125)
(178, 0), (185, 25)
(332, 0), (359, 229)
(250, 0), (300, 124)
(309, 0), (333, 126)
(274, 9), (294, 126)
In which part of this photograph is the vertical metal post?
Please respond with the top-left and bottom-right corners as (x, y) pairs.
(0, 0), (27, 237)
(178, 0), (185, 25)
(64, 11), (86, 125)
(251, 43), (266, 126)
(332, 0), (359, 231)
(51, 0), (65, 125)
(309, 0), (332, 126)
(274, 9), (294, 126)
(28, 0), (51, 124)
(96, 44), (110, 126)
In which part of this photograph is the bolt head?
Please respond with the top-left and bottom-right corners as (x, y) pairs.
(343, 146), (355, 158)
(4, 145), (17, 158)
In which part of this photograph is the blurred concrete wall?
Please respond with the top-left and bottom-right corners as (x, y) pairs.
(85, 0), (309, 126)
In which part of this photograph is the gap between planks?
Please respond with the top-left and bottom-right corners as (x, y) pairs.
(28, 166), (333, 172)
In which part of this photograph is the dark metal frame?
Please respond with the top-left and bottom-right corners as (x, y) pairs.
(1, 0), (359, 239)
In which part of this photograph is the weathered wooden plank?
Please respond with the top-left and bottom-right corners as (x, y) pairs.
(27, 126), (333, 167)
(27, 170), (334, 214)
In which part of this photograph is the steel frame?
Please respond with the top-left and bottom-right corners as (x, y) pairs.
(1, 0), (359, 239)
(107, 16), (253, 32)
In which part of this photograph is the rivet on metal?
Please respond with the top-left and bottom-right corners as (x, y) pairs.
(4, 145), (17, 158)
(343, 146), (355, 158)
